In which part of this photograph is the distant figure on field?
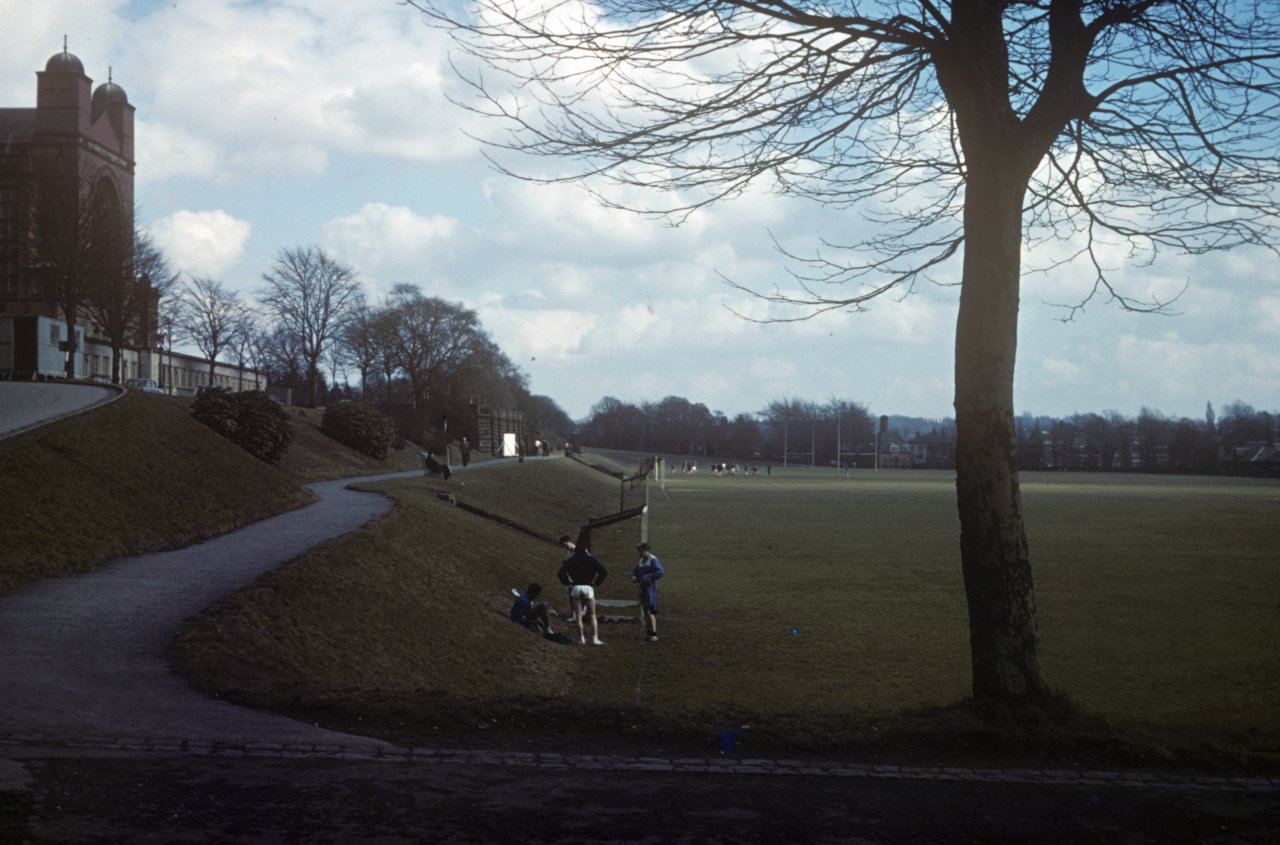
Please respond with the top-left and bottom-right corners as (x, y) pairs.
(460, 437), (471, 467)
(558, 537), (608, 646)
(509, 583), (555, 635)
(631, 542), (665, 642)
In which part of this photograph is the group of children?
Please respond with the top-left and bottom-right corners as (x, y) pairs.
(509, 539), (665, 645)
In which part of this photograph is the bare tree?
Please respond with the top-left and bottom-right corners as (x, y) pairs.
(383, 284), (493, 439)
(156, 292), (181, 393)
(260, 325), (308, 396)
(25, 159), (126, 379)
(177, 275), (242, 387)
(372, 307), (401, 405)
(340, 295), (380, 402)
(417, 1), (1280, 700)
(82, 226), (178, 383)
(226, 308), (266, 393)
(259, 246), (363, 407)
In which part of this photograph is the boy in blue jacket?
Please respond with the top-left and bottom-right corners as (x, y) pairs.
(631, 543), (664, 642)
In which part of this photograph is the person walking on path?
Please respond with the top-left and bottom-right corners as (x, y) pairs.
(558, 539), (608, 646)
(631, 543), (664, 642)
(460, 437), (471, 467)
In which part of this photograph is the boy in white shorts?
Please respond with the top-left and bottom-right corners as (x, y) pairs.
(558, 542), (608, 645)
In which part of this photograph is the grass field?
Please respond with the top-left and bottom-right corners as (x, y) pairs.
(176, 452), (1280, 769)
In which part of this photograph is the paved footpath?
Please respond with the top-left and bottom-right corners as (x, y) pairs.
(0, 382), (119, 441)
(1, 462), (1276, 842)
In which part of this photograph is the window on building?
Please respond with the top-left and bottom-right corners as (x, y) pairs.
(0, 244), (17, 296)
(0, 187), (16, 240)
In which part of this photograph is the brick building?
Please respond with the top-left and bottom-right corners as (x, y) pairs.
(0, 42), (149, 381)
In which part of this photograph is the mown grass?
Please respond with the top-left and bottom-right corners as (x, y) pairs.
(176, 453), (1280, 770)
(0, 394), (423, 595)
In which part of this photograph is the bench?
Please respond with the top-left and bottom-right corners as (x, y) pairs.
(594, 598), (641, 623)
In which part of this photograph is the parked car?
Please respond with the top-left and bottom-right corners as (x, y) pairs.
(124, 377), (164, 394)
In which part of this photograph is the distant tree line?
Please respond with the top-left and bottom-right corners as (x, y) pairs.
(1015, 403), (1277, 476)
(575, 395), (1278, 477)
(576, 396), (879, 466)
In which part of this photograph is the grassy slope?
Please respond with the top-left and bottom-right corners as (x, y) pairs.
(273, 405), (426, 482)
(173, 460), (617, 731)
(0, 394), (423, 594)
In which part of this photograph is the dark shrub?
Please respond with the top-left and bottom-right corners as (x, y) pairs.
(322, 401), (397, 460)
(190, 387), (238, 440)
(192, 389), (293, 464)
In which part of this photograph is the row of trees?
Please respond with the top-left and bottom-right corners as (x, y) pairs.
(578, 395), (883, 465)
(1017, 403), (1277, 474)
(574, 394), (1277, 476)
(163, 246), (572, 445)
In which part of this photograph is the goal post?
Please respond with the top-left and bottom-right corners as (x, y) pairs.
(576, 504), (648, 570)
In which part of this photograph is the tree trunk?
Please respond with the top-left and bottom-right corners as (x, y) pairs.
(953, 164), (1048, 700)
(307, 358), (322, 407)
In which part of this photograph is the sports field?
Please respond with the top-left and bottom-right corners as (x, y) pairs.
(630, 463), (1278, 740)
(178, 454), (1279, 764)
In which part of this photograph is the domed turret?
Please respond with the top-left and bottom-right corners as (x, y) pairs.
(45, 41), (84, 75)
(92, 79), (129, 107)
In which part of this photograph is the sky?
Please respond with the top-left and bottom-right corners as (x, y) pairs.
(4, 0), (1276, 423)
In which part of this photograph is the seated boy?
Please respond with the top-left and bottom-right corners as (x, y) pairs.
(509, 583), (555, 634)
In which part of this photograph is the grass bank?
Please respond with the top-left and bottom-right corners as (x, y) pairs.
(176, 453), (1280, 771)
(0, 393), (422, 595)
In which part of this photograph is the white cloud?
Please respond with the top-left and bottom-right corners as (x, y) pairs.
(147, 209), (252, 277)
(133, 120), (222, 184)
(1040, 357), (1084, 383)
(1252, 297), (1280, 334)
(113, 0), (479, 182)
(322, 203), (459, 284)
(477, 306), (596, 363)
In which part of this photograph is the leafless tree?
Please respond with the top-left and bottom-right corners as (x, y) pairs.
(82, 225), (178, 383)
(415, 0), (1280, 700)
(25, 159), (127, 379)
(156, 292), (181, 393)
(341, 296), (380, 402)
(383, 284), (492, 438)
(227, 307), (267, 393)
(259, 246), (363, 407)
(260, 325), (308, 395)
(177, 275), (242, 387)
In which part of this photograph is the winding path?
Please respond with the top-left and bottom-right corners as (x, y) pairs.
(0, 471), (416, 749)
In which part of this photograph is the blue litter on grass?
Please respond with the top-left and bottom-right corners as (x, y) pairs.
(719, 729), (739, 755)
